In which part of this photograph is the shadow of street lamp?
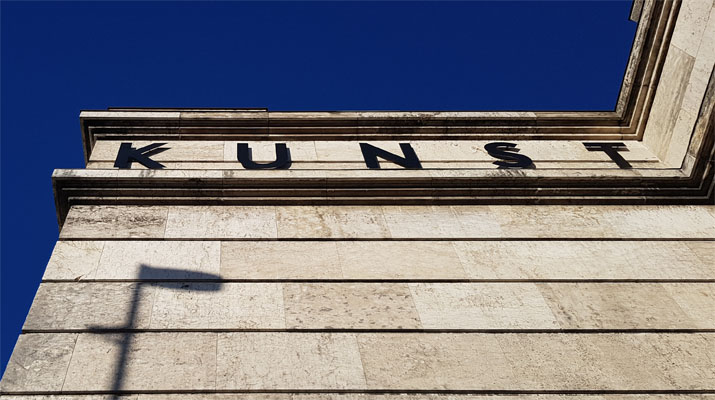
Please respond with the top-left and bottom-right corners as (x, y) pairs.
(88, 264), (223, 398)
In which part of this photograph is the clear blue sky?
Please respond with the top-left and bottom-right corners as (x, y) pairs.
(0, 1), (636, 374)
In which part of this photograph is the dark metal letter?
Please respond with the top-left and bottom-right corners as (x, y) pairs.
(484, 142), (534, 169)
(114, 142), (167, 169)
(583, 142), (632, 169)
(359, 143), (422, 169)
(237, 143), (291, 169)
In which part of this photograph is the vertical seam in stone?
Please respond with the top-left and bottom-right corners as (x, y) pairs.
(161, 206), (170, 240)
(219, 240), (224, 279)
(213, 332), (219, 391)
(93, 240), (106, 280)
(146, 282), (159, 330)
(334, 241), (345, 280)
(449, 241), (470, 279)
(353, 332), (370, 390)
(59, 333), (79, 391)
(405, 283), (425, 329)
(272, 206), (280, 239)
(281, 283), (290, 330)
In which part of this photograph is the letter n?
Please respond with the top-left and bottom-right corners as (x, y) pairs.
(359, 143), (422, 169)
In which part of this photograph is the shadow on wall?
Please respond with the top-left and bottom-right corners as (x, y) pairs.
(87, 264), (224, 398)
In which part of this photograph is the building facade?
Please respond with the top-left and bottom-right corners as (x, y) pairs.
(2, 1), (715, 399)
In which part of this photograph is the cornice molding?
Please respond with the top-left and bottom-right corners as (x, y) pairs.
(52, 0), (713, 227)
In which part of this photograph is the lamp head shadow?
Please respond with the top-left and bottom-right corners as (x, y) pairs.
(137, 264), (224, 291)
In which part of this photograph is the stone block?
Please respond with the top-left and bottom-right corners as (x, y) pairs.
(96, 240), (220, 280)
(220, 241), (342, 279)
(216, 332), (365, 390)
(663, 283), (715, 329)
(165, 206), (277, 239)
(409, 283), (558, 329)
(276, 206), (390, 238)
(536, 283), (697, 329)
(283, 283), (421, 329)
(453, 240), (712, 280)
(42, 241), (104, 281)
(0, 333), (77, 392)
(60, 206), (168, 239)
(150, 282), (284, 329)
(337, 241), (466, 279)
(357, 333), (512, 390)
(671, 0), (714, 56)
(24, 283), (153, 330)
(63, 333), (216, 391)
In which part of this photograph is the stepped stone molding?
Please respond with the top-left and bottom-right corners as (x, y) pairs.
(48, 1), (715, 226)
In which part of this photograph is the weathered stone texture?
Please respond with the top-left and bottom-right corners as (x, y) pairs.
(59, 205), (715, 239)
(63, 333), (216, 391)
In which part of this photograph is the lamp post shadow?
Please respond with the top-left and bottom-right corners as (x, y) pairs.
(88, 264), (224, 398)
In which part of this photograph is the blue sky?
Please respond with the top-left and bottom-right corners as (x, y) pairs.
(0, 1), (636, 374)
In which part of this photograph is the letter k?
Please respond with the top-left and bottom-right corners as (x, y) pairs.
(113, 142), (168, 169)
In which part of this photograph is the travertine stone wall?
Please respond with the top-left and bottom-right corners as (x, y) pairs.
(3, 1), (715, 397)
(2, 204), (714, 396)
(643, 0), (715, 167)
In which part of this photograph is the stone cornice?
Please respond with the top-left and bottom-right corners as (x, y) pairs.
(52, 0), (714, 227)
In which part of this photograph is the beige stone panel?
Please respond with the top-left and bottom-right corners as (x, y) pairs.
(216, 332), (366, 390)
(455, 241), (711, 280)
(688, 241), (715, 269)
(498, 333), (611, 390)
(537, 283), (696, 329)
(165, 206), (277, 239)
(42, 241), (104, 281)
(682, 5), (715, 115)
(284, 283), (421, 329)
(355, 333), (715, 390)
(663, 283), (715, 329)
(223, 141), (317, 162)
(150, 282), (284, 329)
(644, 46), (696, 160)
(61, 206), (168, 239)
(90, 140), (223, 162)
(409, 283), (558, 329)
(97, 241), (220, 280)
(594, 333), (715, 390)
(663, 109), (699, 167)
(500, 333), (715, 390)
(221, 241), (341, 279)
(470, 206), (715, 239)
(276, 206), (390, 238)
(63, 332), (216, 391)
(24, 283), (153, 330)
(357, 333), (512, 390)
(382, 206), (466, 238)
(0, 333), (77, 392)
(337, 241), (466, 279)
(671, 0), (714, 56)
